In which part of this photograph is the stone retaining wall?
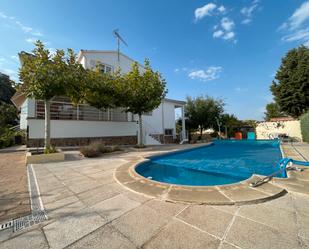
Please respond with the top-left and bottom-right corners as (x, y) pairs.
(26, 136), (137, 147)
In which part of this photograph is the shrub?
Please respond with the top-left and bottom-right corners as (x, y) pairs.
(80, 142), (122, 157)
(300, 112), (309, 143)
(80, 145), (100, 158)
(44, 146), (57, 154)
(0, 127), (14, 149)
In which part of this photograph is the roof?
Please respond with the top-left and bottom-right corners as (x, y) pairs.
(269, 117), (296, 122)
(77, 50), (141, 65)
(164, 98), (186, 106)
(11, 91), (26, 109)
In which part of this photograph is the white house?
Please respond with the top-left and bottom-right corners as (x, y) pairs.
(12, 50), (186, 147)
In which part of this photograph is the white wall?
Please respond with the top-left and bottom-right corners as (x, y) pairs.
(163, 101), (177, 132)
(27, 119), (138, 139)
(256, 120), (302, 141)
(82, 52), (144, 73)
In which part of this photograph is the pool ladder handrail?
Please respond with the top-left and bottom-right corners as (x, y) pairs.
(250, 158), (305, 187)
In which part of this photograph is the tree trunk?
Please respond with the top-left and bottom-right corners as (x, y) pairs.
(200, 126), (203, 139)
(138, 114), (143, 146)
(44, 100), (51, 150)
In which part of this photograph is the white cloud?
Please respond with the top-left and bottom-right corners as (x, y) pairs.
(188, 66), (222, 82)
(279, 2), (309, 46)
(0, 10), (43, 37)
(235, 87), (248, 92)
(195, 3), (217, 21)
(213, 30), (224, 38)
(221, 17), (234, 31)
(240, 0), (259, 25)
(174, 68), (180, 73)
(223, 31), (235, 40)
(26, 37), (37, 44)
(218, 5), (226, 13)
(288, 1), (309, 30)
(213, 17), (236, 42)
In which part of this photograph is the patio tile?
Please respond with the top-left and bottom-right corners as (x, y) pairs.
(297, 213), (309, 239)
(124, 180), (168, 197)
(121, 190), (153, 204)
(144, 220), (220, 249)
(44, 195), (86, 219)
(238, 203), (298, 233)
(178, 205), (234, 238)
(65, 179), (102, 194)
(225, 216), (300, 249)
(112, 204), (173, 246)
(43, 208), (106, 249)
(67, 224), (137, 249)
(221, 185), (269, 203)
(293, 193), (309, 216)
(91, 194), (140, 221)
(0, 229), (48, 249)
(220, 242), (239, 249)
(77, 184), (121, 207)
(168, 187), (231, 204)
(144, 199), (187, 217)
(41, 186), (75, 204)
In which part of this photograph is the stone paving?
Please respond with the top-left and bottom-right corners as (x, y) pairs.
(0, 144), (309, 248)
(0, 151), (30, 223)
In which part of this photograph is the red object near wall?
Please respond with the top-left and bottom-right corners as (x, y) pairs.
(235, 132), (243, 140)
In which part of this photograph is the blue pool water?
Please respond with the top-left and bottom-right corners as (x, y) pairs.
(135, 140), (283, 186)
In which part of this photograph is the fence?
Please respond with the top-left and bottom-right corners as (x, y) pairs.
(35, 100), (129, 122)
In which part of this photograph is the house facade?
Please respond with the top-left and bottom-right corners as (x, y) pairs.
(12, 50), (186, 147)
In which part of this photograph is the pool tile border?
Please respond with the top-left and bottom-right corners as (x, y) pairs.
(114, 159), (287, 205)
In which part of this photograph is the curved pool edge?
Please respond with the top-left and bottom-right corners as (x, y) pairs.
(114, 157), (288, 205)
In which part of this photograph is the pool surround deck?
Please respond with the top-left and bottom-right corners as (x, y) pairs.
(114, 143), (289, 205)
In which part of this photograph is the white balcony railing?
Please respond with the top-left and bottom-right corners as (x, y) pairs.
(35, 100), (129, 122)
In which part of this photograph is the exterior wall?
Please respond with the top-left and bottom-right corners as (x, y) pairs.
(20, 98), (36, 130)
(27, 119), (138, 139)
(81, 52), (144, 73)
(162, 101), (177, 135)
(256, 120), (302, 141)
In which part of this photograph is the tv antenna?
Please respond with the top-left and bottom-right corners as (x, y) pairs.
(113, 29), (128, 64)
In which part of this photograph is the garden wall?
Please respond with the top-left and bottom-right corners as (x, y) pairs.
(256, 120), (302, 141)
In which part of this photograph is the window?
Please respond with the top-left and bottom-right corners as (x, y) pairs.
(99, 63), (113, 74)
(164, 129), (173, 136)
(143, 111), (153, 116)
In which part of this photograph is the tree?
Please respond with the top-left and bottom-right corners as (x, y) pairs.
(0, 73), (16, 103)
(0, 73), (18, 127)
(271, 45), (309, 117)
(264, 102), (284, 121)
(0, 102), (18, 127)
(120, 60), (167, 146)
(220, 113), (242, 137)
(185, 96), (224, 137)
(19, 41), (84, 151)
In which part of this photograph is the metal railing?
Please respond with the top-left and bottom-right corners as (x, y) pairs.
(35, 100), (129, 122)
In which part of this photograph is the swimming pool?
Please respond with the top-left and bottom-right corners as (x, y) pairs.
(135, 140), (283, 186)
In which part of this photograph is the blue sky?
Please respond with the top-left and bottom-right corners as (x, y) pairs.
(0, 0), (309, 120)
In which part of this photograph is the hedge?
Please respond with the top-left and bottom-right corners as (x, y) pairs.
(300, 112), (309, 143)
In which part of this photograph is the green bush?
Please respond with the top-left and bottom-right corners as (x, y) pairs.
(80, 142), (122, 158)
(80, 144), (101, 158)
(300, 112), (309, 143)
(0, 127), (14, 149)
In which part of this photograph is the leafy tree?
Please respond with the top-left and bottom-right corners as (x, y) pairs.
(220, 113), (242, 137)
(264, 102), (285, 121)
(83, 67), (119, 110)
(0, 102), (18, 127)
(185, 96), (225, 137)
(120, 60), (167, 146)
(0, 73), (16, 103)
(19, 41), (84, 151)
(271, 45), (309, 117)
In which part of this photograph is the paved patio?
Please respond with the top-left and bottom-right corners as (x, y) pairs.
(0, 144), (309, 248)
(0, 151), (30, 223)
